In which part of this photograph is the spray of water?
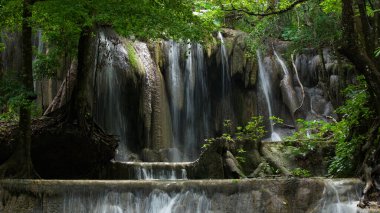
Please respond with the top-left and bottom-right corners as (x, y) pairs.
(257, 50), (282, 141)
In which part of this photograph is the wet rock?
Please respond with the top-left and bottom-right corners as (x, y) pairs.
(142, 148), (161, 162)
(224, 151), (246, 179)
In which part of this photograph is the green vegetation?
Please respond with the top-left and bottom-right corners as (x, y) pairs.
(284, 76), (374, 177)
(0, 0), (379, 179)
(235, 116), (266, 142)
(291, 168), (312, 178)
(203, 117), (266, 165)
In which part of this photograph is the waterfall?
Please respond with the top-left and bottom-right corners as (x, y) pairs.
(95, 32), (129, 161)
(166, 41), (183, 161)
(217, 32), (231, 97)
(318, 180), (365, 213)
(273, 50), (299, 118)
(63, 190), (211, 213)
(184, 43), (196, 161)
(165, 42), (210, 161)
(134, 168), (187, 180)
(257, 50), (282, 141)
(121, 162), (189, 180)
(0, 179), (365, 212)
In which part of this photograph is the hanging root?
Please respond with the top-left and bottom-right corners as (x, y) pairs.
(291, 52), (305, 114)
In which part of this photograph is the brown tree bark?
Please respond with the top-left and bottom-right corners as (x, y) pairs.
(340, 0), (380, 115)
(0, 0), (38, 178)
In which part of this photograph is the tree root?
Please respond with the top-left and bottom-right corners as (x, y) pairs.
(260, 146), (292, 176)
(291, 53), (305, 116)
(0, 149), (39, 179)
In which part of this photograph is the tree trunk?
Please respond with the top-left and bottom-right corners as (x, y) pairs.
(67, 27), (93, 124)
(340, 0), (380, 115)
(0, 0), (38, 178)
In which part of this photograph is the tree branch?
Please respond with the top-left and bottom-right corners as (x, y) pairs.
(223, 0), (308, 17)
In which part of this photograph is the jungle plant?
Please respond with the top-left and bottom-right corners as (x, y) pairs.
(328, 76), (374, 176)
(285, 76), (374, 176)
(291, 168), (312, 177)
(236, 116), (266, 142)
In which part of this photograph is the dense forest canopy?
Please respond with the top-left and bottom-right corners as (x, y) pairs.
(0, 0), (379, 184)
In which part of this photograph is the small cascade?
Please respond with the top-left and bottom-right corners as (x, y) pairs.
(196, 44), (211, 141)
(184, 43), (197, 161)
(273, 50), (299, 118)
(165, 42), (210, 161)
(217, 32), (231, 97)
(167, 41), (183, 162)
(318, 180), (365, 213)
(94, 32), (129, 161)
(257, 50), (282, 141)
(63, 189), (210, 213)
(122, 162), (189, 180)
(1, 179), (363, 212)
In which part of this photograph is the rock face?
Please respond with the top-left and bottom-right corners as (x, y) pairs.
(0, 179), (363, 213)
(1, 27), (355, 164)
(188, 138), (246, 179)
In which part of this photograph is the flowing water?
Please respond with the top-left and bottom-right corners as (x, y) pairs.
(217, 32), (231, 97)
(94, 32), (130, 161)
(0, 179), (363, 213)
(165, 42), (210, 161)
(120, 162), (189, 180)
(273, 50), (299, 120)
(63, 189), (210, 213)
(257, 50), (282, 141)
(318, 180), (366, 213)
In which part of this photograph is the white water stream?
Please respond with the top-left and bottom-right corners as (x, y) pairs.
(257, 50), (282, 141)
(165, 41), (210, 161)
(95, 32), (129, 161)
(217, 32), (230, 97)
(319, 180), (367, 213)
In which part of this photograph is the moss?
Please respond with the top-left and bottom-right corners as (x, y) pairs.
(125, 41), (143, 73)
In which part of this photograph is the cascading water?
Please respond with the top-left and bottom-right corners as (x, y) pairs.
(165, 42), (210, 161)
(257, 50), (282, 141)
(273, 50), (299, 119)
(63, 189), (211, 213)
(1, 179), (363, 212)
(167, 41), (183, 162)
(94, 32), (129, 161)
(318, 180), (366, 213)
(217, 32), (231, 97)
(119, 162), (189, 180)
(184, 43), (196, 161)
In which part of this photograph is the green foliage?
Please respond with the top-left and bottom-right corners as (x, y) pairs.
(270, 116), (284, 126)
(223, 119), (233, 135)
(287, 140), (318, 158)
(193, 0), (224, 28)
(235, 147), (247, 164)
(320, 0), (342, 14)
(375, 47), (380, 58)
(125, 42), (141, 72)
(201, 138), (215, 149)
(286, 119), (330, 141)
(283, 0), (341, 51)
(0, 0), (22, 30)
(0, 72), (42, 122)
(328, 76), (373, 176)
(286, 76), (373, 177)
(202, 117), (266, 165)
(33, 50), (60, 80)
(236, 116), (266, 142)
(291, 168), (311, 177)
(0, 42), (4, 52)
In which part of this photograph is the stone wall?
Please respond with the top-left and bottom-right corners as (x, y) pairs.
(0, 179), (362, 213)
